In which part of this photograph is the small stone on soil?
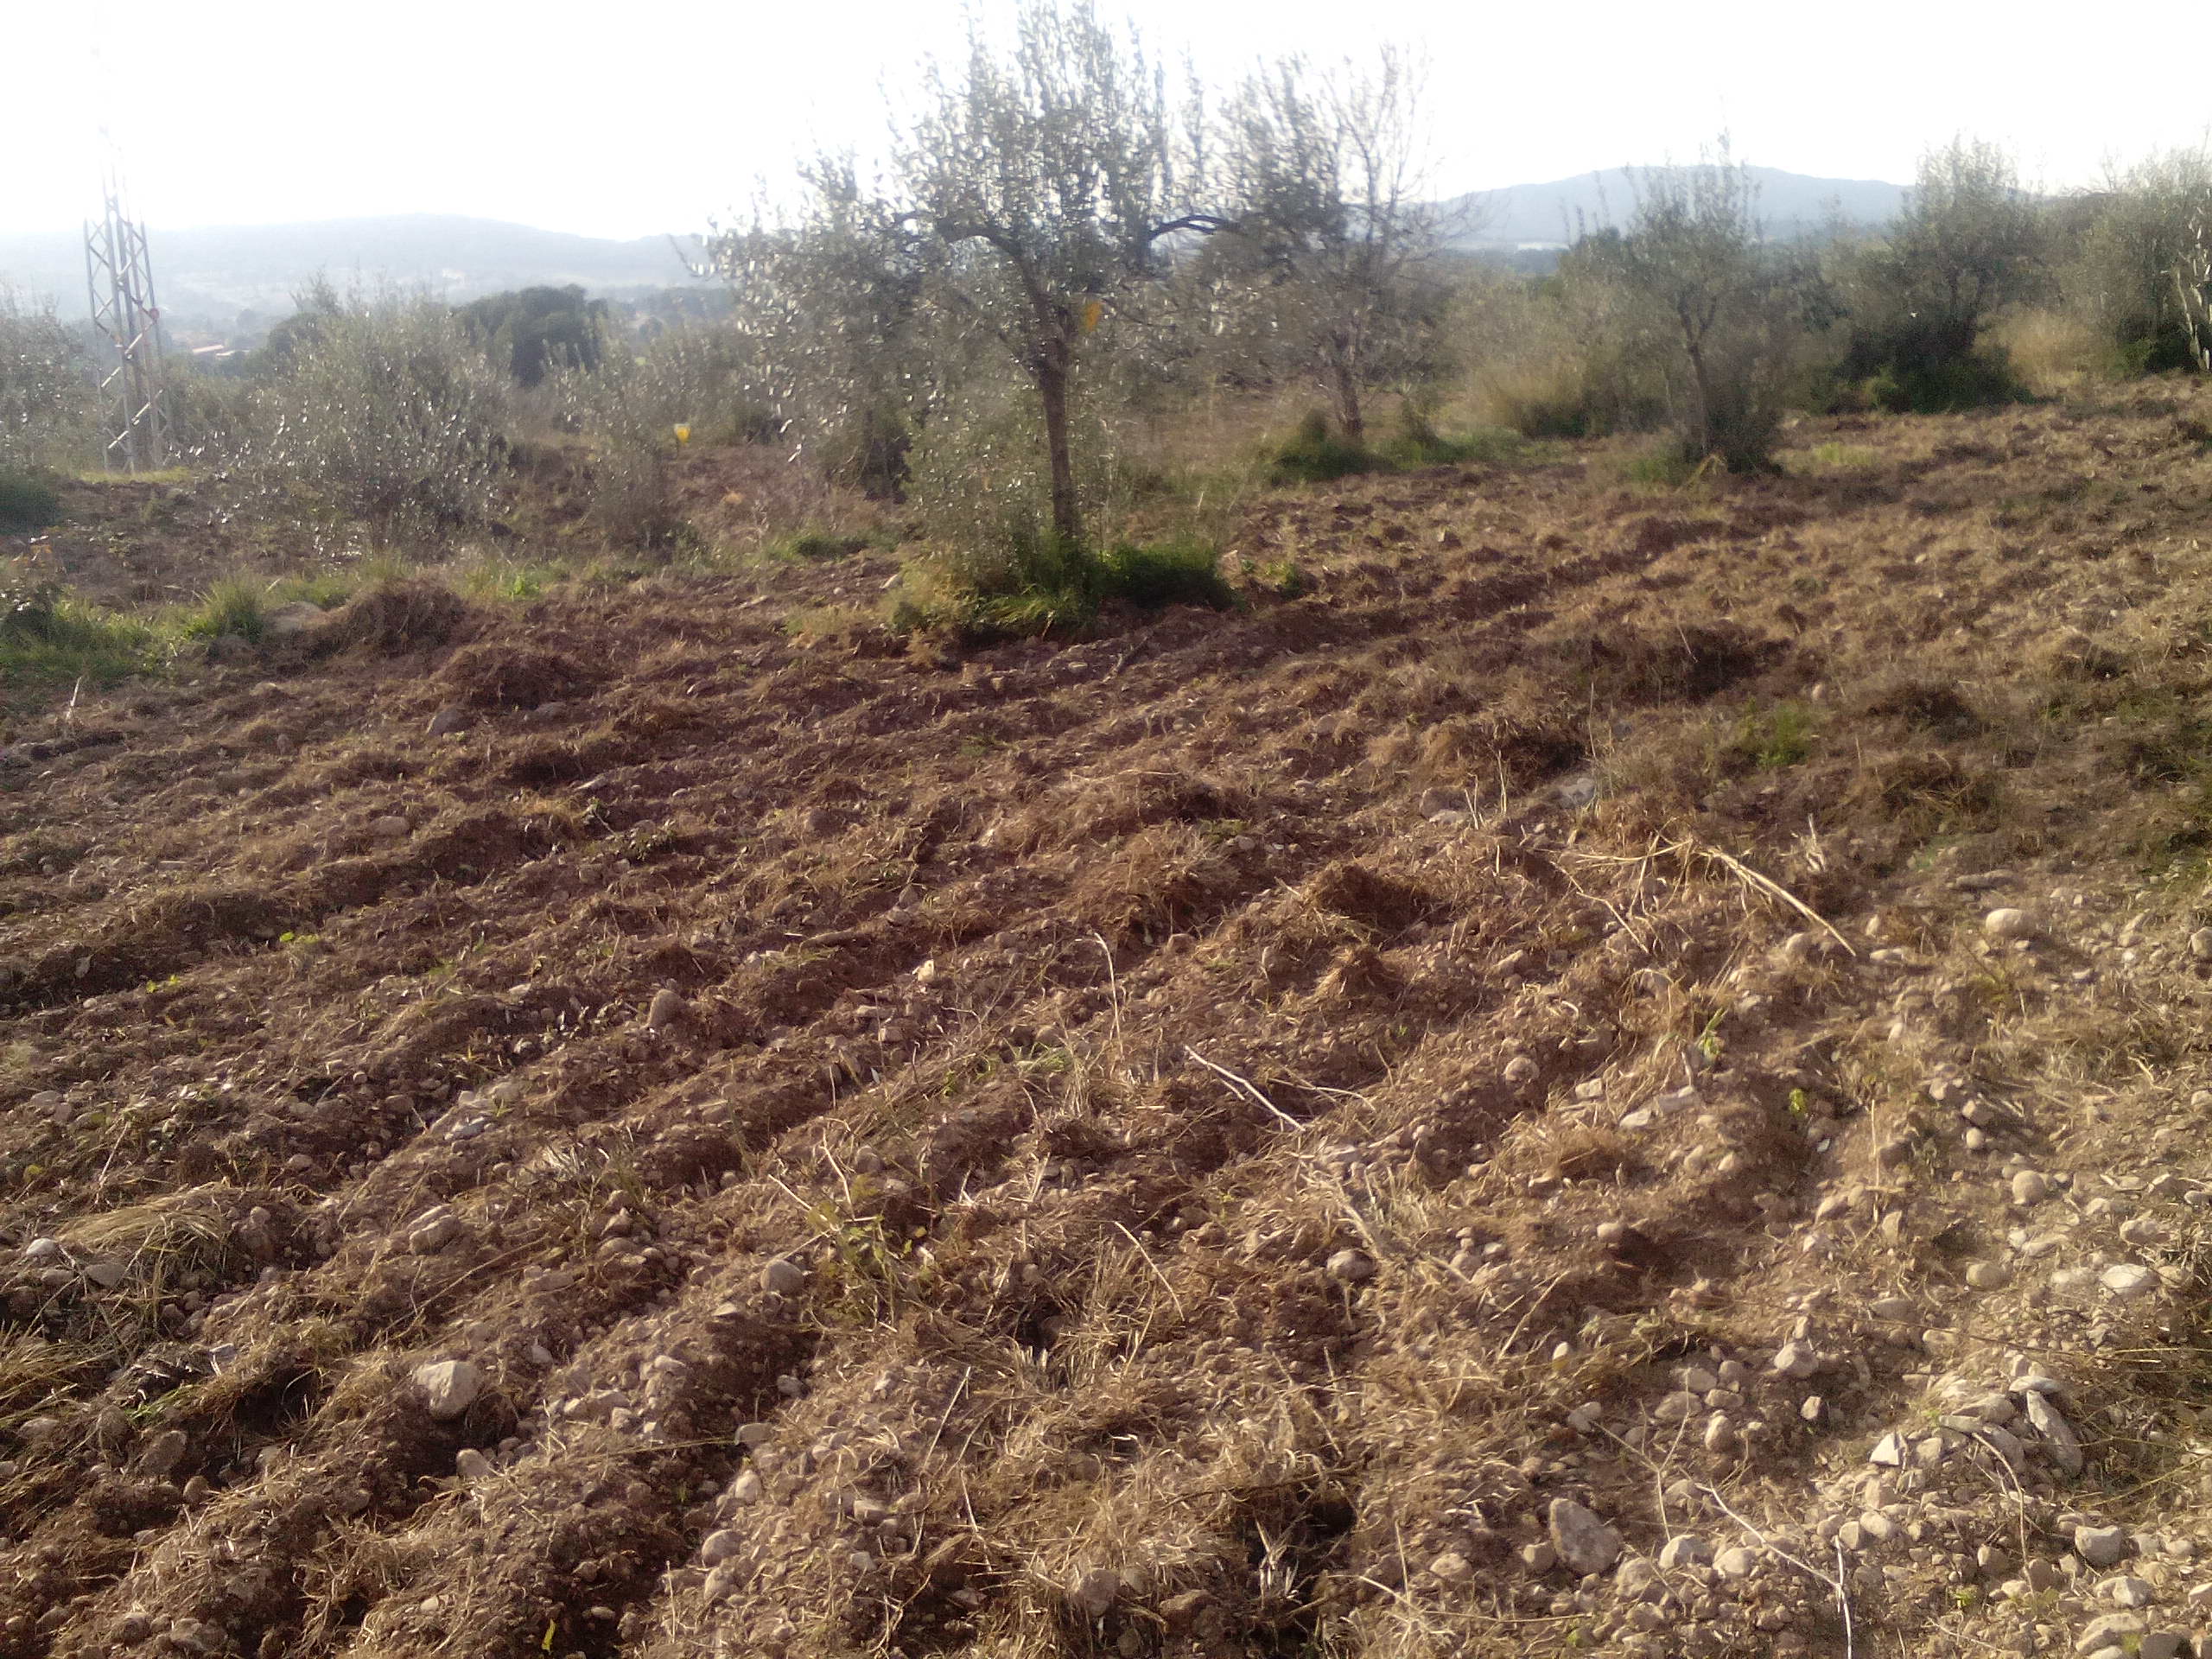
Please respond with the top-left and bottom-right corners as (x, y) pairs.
(760, 1256), (807, 1296)
(1547, 1497), (1624, 1576)
(2075, 1527), (2130, 1569)
(1325, 1249), (1374, 1283)
(413, 1358), (482, 1421)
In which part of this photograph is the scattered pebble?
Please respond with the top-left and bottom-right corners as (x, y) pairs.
(1657, 1535), (1710, 1569)
(1068, 1567), (1120, 1618)
(1713, 1545), (1758, 1580)
(1547, 1497), (1624, 1576)
(701, 1529), (742, 1566)
(1984, 908), (2039, 941)
(1325, 1249), (1374, 1284)
(406, 1206), (465, 1255)
(2072, 1613), (2144, 1653)
(413, 1359), (482, 1422)
(760, 1256), (808, 1297)
(2076, 1526), (2130, 1570)
(1770, 1342), (1821, 1379)
(1428, 1551), (1474, 1583)
(137, 1429), (188, 1482)
(2101, 1263), (2157, 1300)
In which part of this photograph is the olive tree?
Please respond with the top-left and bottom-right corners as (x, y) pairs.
(1836, 138), (2046, 408)
(2055, 149), (2212, 374)
(238, 290), (513, 536)
(1217, 48), (1443, 445)
(712, 160), (934, 495)
(0, 288), (91, 468)
(1883, 139), (2045, 346)
(1575, 143), (1825, 469)
(891, 0), (1219, 544)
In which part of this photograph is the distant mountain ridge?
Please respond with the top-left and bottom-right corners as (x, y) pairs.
(0, 166), (1912, 332)
(0, 214), (713, 331)
(1442, 165), (1910, 248)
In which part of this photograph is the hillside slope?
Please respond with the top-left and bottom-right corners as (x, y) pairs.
(0, 217), (709, 325)
(4, 395), (2212, 1659)
(1442, 165), (1908, 248)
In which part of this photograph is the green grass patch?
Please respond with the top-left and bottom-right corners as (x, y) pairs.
(1096, 537), (1234, 610)
(1237, 556), (1310, 599)
(451, 553), (561, 603)
(1375, 410), (1528, 470)
(1610, 447), (1718, 492)
(1267, 409), (1531, 488)
(0, 594), (157, 689)
(765, 529), (873, 563)
(1268, 412), (1376, 486)
(890, 528), (1233, 641)
(1801, 442), (1878, 472)
(176, 575), (271, 644)
(1732, 701), (1816, 769)
(267, 569), (363, 610)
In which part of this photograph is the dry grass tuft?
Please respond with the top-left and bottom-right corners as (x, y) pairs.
(320, 578), (474, 655)
(436, 639), (593, 709)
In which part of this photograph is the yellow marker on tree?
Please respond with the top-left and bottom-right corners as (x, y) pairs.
(1080, 301), (1103, 334)
(672, 423), (692, 446)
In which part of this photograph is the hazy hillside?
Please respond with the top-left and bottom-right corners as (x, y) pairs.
(0, 215), (713, 328)
(0, 167), (1909, 330)
(1446, 163), (1909, 248)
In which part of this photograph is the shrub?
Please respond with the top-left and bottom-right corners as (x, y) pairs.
(1567, 146), (1832, 472)
(0, 289), (92, 469)
(0, 467), (61, 531)
(540, 323), (781, 451)
(1374, 402), (1525, 468)
(585, 442), (685, 550)
(235, 290), (513, 537)
(1834, 139), (2046, 411)
(1861, 341), (2030, 415)
(459, 285), (607, 388)
(1470, 359), (1598, 438)
(2044, 149), (2212, 379)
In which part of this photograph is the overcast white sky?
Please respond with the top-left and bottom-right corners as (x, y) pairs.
(7, 0), (2208, 238)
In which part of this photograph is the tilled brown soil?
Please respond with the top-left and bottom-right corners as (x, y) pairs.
(9, 397), (2212, 1658)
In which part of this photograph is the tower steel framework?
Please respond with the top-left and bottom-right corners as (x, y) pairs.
(84, 165), (170, 473)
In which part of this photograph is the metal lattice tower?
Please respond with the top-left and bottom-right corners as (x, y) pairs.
(84, 161), (171, 473)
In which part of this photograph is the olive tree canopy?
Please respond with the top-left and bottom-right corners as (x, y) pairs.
(1217, 49), (1444, 445)
(892, 0), (1222, 543)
